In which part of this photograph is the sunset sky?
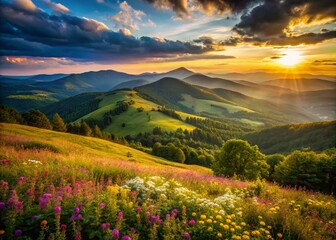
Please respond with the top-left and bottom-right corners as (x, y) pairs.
(1, 0), (335, 75)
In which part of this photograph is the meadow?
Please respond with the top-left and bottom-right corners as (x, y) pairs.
(0, 123), (335, 239)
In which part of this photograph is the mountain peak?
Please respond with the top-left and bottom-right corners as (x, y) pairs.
(169, 67), (193, 73)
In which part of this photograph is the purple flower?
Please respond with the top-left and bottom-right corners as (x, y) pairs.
(101, 223), (107, 230)
(77, 214), (83, 221)
(74, 207), (80, 214)
(112, 229), (119, 239)
(189, 219), (196, 225)
(42, 193), (52, 198)
(54, 206), (61, 214)
(99, 202), (105, 208)
(121, 236), (131, 240)
(32, 215), (38, 221)
(0, 202), (5, 211)
(166, 214), (171, 219)
(117, 211), (123, 221)
(19, 176), (25, 181)
(14, 229), (22, 236)
(184, 232), (190, 240)
(136, 206), (142, 212)
(171, 209), (178, 216)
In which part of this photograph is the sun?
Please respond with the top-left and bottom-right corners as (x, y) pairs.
(278, 49), (302, 67)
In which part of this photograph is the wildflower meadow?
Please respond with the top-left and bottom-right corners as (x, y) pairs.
(0, 123), (335, 239)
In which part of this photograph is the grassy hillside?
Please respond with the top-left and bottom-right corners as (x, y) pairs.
(0, 123), (205, 171)
(1, 124), (335, 239)
(78, 90), (196, 136)
(111, 79), (150, 91)
(136, 78), (316, 126)
(243, 121), (336, 154)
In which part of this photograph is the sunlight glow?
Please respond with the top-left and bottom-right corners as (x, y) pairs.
(278, 49), (302, 67)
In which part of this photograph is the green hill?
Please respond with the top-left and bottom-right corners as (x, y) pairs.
(243, 121), (336, 154)
(0, 123), (209, 172)
(40, 89), (196, 136)
(136, 78), (316, 126)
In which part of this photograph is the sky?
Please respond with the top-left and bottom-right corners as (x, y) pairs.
(0, 0), (335, 75)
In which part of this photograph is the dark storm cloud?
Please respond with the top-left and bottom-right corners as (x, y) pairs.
(230, 0), (336, 46)
(0, 0), (218, 62)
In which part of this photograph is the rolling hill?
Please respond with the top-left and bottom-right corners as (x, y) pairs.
(183, 74), (292, 99)
(136, 77), (317, 126)
(111, 79), (150, 91)
(41, 89), (197, 136)
(0, 123), (208, 172)
(243, 121), (336, 154)
(262, 78), (336, 91)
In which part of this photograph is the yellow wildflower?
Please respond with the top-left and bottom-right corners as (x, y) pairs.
(200, 215), (207, 220)
(242, 235), (250, 240)
(235, 226), (242, 230)
(217, 233), (222, 238)
(223, 225), (229, 230)
(277, 233), (283, 238)
(230, 228), (235, 233)
(260, 221), (266, 226)
(241, 222), (246, 226)
(207, 219), (213, 224)
(192, 212), (197, 217)
(208, 227), (213, 232)
(226, 219), (232, 223)
(216, 215), (223, 220)
(199, 221), (204, 225)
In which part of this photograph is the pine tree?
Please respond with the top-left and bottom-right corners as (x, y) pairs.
(92, 125), (103, 138)
(52, 113), (67, 132)
(80, 121), (92, 136)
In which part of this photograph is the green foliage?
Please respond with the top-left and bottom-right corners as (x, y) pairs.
(80, 121), (92, 136)
(244, 121), (336, 154)
(266, 154), (285, 180)
(22, 109), (52, 129)
(92, 125), (103, 138)
(52, 113), (67, 132)
(274, 151), (336, 194)
(212, 139), (269, 180)
(152, 142), (186, 163)
(0, 105), (23, 124)
(41, 92), (102, 122)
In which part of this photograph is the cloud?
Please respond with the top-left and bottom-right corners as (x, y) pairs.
(144, 0), (257, 18)
(110, 1), (154, 32)
(0, 0), (219, 63)
(313, 60), (336, 66)
(228, 0), (336, 46)
(150, 53), (235, 62)
(41, 0), (70, 14)
(12, 0), (38, 12)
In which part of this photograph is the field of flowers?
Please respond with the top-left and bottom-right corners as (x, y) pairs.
(0, 123), (335, 239)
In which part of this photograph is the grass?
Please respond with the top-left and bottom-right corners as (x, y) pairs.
(0, 123), (335, 239)
(179, 94), (254, 116)
(79, 90), (196, 136)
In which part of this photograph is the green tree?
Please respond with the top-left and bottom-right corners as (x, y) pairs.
(52, 113), (67, 132)
(174, 148), (186, 163)
(0, 105), (23, 124)
(212, 139), (269, 180)
(273, 151), (331, 191)
(22, 110), (52, 129)
(80, 121), (92, 136)
(266, 154), (285, 180)
(92, 125), (103, 138)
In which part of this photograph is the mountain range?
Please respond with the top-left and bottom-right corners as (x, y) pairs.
(1, 68), (335, 132)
